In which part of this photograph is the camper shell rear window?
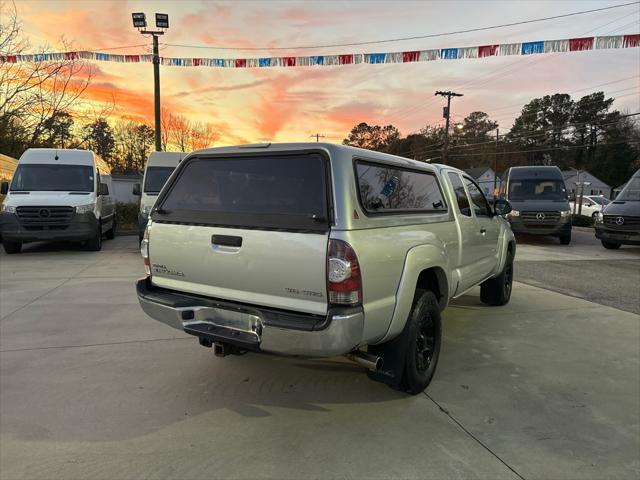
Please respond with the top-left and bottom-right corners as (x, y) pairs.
(152, 152), (331, 232)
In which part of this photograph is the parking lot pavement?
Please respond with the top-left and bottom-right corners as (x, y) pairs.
(514, 228), (640, 314)
(1, 236), (639, 479)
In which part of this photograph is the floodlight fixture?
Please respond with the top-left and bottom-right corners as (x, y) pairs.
(155, 13), (169, 29)
(132, 12), (147, 28)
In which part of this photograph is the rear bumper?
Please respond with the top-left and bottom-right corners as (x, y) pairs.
(136, 278), (364, 357)
(508, 217), (571, 236)
(0, 212), (98, 243)
(595, 226), (640, 245)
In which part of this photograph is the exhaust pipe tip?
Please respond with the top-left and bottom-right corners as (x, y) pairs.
(346, 351), (383, 371)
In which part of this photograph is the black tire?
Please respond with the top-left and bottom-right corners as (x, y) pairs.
(87, 223), (102, 251)
(601, 240), (621, 250)
(106, 217), (116, 240)
(398, 291), (442, 395)
(3, 241), (22, 254)
(481, 248), (514, 306)
(559, 234), (571, 245)
(591, 212), (598, 219)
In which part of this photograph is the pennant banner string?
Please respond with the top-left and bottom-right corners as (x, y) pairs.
(1, 34), (638, 68)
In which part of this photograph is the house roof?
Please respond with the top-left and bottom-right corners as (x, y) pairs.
(465, 167), (491, 179)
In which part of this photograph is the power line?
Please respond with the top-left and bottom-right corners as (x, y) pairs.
(450, 139), (639, 158)
(159, 2), (640, 52)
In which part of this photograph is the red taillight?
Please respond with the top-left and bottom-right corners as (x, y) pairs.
(327, 239), (362, 305)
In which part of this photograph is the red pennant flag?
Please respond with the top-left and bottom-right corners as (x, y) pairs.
(339, 54), (354, 65)
(282, 56), (296, 67)
(193, 58), (202, 66)
(569, 37), (594, 51)
(402, 51), (420, 62)
(235, 59), (247, 68)
(64, 52), (78, 60)
(125, 55), (140, 62)
(623, 34), (640, 48)
(478, 45), (498, 57)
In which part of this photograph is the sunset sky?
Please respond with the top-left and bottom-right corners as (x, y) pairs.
(15, 0), (640, 146)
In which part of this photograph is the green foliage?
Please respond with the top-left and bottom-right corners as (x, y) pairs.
(572, 214), (595, 227)
(342, 122), (400, 152)
(84, 118), (115, 161)
(115, 202), (139, 230)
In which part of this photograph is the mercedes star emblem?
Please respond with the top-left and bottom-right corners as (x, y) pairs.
(39, 208), (50, 218)
(536, 212), (545, 220)
(615, 216), (625, 225)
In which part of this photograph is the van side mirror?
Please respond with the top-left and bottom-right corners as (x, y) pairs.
(132, 183), (141, 196)
(494, 199), (512, 216)
(98, 182), (109, 196)
(0, 182), (8, 195)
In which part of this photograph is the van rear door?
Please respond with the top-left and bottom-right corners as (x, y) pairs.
(148, 152), (331, 315)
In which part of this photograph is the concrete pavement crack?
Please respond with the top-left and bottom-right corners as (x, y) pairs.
(424, 392), (526, 480)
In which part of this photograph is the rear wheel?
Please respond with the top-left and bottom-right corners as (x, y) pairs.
(601, 240), (621, 250)
(3, 241), (22, 254)
(398, 291), (442, 394)
(560, 234), (571, 245)
(87, 222), (102, 251)
(481, 248), (514, 306)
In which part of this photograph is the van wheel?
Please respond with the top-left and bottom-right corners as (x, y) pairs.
(398, 291), (442, 395)
(601, 241), (621, 250)
(559, 234), (571, 245)
(481, 248), (514, 306)
(3, 241), (22, 254)
(87, 223), (102, 251)
(106, 217), (116, 240)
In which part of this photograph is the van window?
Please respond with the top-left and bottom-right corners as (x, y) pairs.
(508, 179), (567, 201)
(463, 176), (491, 216)
(144, 167), (175, 193)
(448, 172), (471, 217)
(10, 164), (94, 192)
(356, 161), (446, 214)
(155, 153), (329, 232)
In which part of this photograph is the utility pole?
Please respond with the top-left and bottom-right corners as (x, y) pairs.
(310, 133), (326, 143)
(132, 12), (169, 152)
(435, 90), (463, 165)
(493, 128), (499, 201)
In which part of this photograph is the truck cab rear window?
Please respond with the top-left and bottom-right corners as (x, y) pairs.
(155, 154), (329, 232)
(356, 161), (447, 214)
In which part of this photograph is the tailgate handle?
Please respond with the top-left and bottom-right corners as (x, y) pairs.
(212, 235), (242, 247)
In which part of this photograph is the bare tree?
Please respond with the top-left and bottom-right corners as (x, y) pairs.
(189, 122), (219, 151)
(170, 114), (191, 152)
(0, 1), (93, 147)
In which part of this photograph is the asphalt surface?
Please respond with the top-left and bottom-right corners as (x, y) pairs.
(514, 228), (640, 314)
(0, 234), (639, 479)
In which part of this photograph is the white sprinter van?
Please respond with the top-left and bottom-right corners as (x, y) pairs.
(133, 151), (184, 241)
(0, 148), (115, 254)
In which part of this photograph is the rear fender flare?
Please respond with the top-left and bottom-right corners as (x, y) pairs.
(376, 244), (450, 344)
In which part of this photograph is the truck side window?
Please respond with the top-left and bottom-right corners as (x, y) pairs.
(447, 172), (471, 217)
(464, 177), (491, 217)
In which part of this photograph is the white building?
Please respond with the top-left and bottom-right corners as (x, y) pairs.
(465, 167), (501, 198)
(562, 169), (611, 198)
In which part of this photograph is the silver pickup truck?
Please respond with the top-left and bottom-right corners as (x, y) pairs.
(137, 143), (515, 393)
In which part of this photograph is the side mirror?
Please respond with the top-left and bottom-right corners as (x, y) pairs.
(98, 182), (109, 196)
(132, 183), (141, 196)
(0, 182), (8, 195)
(494, 199), (512, 216)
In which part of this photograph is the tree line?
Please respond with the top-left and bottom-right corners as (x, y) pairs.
(343, 92), (639, 188)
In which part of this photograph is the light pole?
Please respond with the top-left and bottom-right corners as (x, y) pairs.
(132, 12), (169, 152)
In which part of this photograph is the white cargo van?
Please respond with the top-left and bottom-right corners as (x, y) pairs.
(0, 148), (115, 253)
(133, 151), (184, 240)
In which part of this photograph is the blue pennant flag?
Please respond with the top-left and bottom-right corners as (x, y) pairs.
(259, 58), (271, 67)
(521, 41), (544, 55)
(441, 48), (458, 59)
(368, 53), (385, 64)
(310, 56), (324, 65)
